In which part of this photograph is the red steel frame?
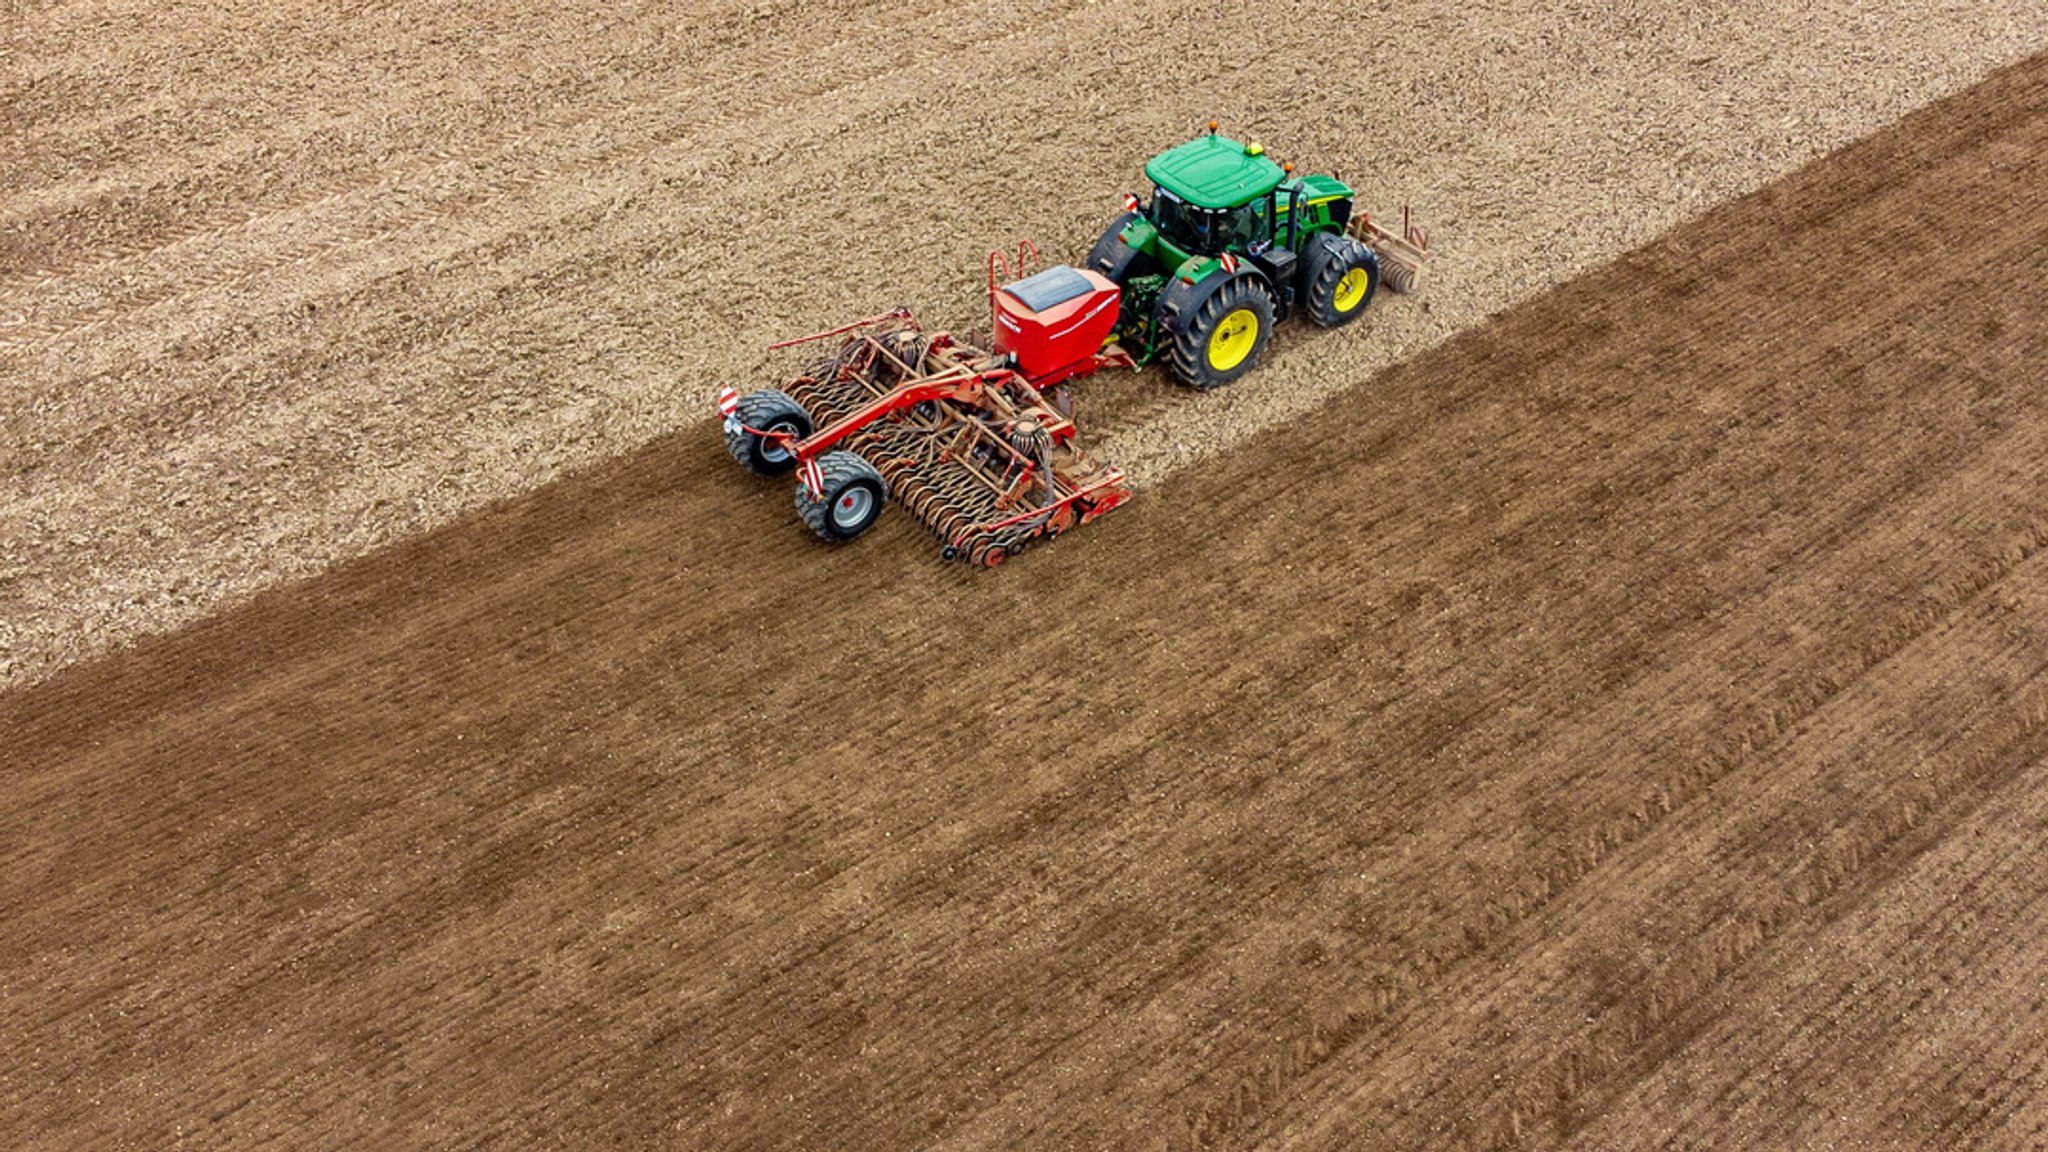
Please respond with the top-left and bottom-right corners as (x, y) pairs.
(719, 242), (1138, 565)
(724, 283), (1132, 501)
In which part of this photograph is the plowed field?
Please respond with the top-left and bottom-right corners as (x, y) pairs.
(6, 44), (2048, 1152)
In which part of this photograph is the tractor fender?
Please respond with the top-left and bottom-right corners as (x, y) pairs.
(1153, 258), (1273, 340)
(1086, 211), (1158, 285)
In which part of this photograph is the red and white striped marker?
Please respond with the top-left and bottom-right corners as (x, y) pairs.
(1220, 252), (1238, 275)
(801, 456), (825, 500)
(1123, 191), (1140, 213)
(717, 386), (739, 417)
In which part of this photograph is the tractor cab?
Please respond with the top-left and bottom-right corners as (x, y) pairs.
(1142, 131), (1288, 257)
(1148, 190), (1276, 256)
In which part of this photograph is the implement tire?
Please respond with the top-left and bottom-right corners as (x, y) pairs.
(795, 451), (888, 542)
(724, 389), (813, 477)
(1166, 276), (1274, 391)
(1301, 233), (1379, 328)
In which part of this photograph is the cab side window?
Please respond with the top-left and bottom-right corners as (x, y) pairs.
(1249, 196), (1274, 247)
(1224, 200), (1268, 250)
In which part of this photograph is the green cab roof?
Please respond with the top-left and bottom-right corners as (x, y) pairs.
(1144, 133), (1287, 209)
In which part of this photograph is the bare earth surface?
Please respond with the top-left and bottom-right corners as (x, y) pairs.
(5, 0), (2048, 688)
(5, 52), (2048, 1151)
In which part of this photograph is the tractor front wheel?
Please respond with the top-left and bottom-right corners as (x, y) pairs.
(795, 451), (888, 542)
(1167, 277), (1275, 391)
(724, 389), (814, 476)
(1302, 233), (1380, 328)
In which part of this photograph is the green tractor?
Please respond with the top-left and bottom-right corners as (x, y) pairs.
(1086, 125), (1413, 390)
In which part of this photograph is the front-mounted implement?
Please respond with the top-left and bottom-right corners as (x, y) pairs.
(719, 243), (1134, 568)
(1349, 204), (1431, 295)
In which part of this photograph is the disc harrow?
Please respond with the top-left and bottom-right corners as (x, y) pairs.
(785, 319), (1127, 567)
(721, 297), (1131, 568)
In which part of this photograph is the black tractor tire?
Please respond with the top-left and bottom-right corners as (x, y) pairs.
(1165, 276), (1276, 391)
(724, 389), (814, 477)
(795, 451), (888, 542)
(1086, 211), (1157, 284)
(1300, 232), (1380, 328)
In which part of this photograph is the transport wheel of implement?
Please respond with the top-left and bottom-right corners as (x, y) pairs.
(1301, 233), (1380, 328)
(1168, 276), (1275, 391)
(724, 389), (814, 476)
(795, 451), (888, 542)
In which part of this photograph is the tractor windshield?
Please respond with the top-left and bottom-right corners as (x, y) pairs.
(1150, 188), (1217, 254)
(1151, 188), (1264, 256)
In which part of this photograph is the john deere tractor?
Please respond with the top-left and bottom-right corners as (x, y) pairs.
(1087, 126), (1383, 390)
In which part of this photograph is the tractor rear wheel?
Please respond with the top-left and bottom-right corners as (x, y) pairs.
(1166, 276), (1275, 391)
(1302, 233), (1380, 328)
(795, 451), (888, 542)
(1088, 211), (1161, 343)
(724, 389), (813, 476)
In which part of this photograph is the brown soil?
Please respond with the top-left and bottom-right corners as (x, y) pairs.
(6, 52), (2048, 1152)
(6, 0), (2048, 690)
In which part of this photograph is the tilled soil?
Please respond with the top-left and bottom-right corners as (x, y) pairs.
(6, 52), (2047, 1152)
(6, 0), (2048, 689)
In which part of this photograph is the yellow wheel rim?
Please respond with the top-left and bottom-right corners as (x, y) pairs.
(1207, 308), (1261, 372)
(1333, 266), (1371, 312)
